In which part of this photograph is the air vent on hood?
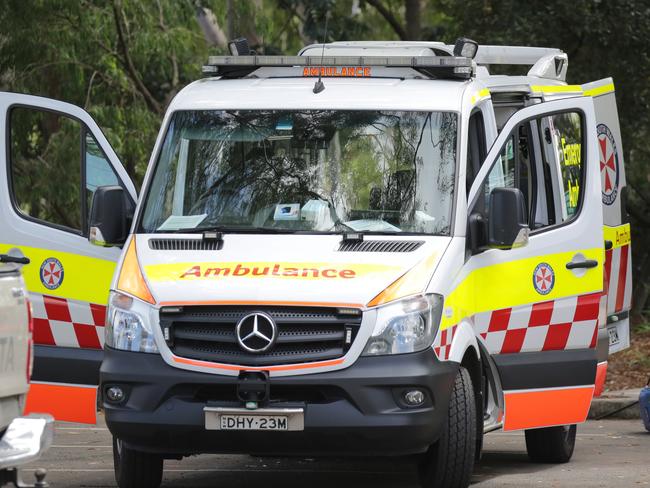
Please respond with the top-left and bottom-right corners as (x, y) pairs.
(338, 240), (424, 253)
(148, 238), (222, 251)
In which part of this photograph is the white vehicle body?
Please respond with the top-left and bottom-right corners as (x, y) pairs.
(0, 40), (633, 488)
(0, 254), (53, 486)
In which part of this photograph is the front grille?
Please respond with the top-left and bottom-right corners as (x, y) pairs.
(160, 306), (362, 366)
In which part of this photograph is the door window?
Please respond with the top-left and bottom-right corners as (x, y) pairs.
(85, 131), (120, 228)
(9, 107), (126, 236)
(10, 107), (83, 231)
(539, 112), (584, 222)
(473, 110), (584, 234)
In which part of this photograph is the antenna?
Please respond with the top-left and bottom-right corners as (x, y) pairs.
(313, 11), (329, 94)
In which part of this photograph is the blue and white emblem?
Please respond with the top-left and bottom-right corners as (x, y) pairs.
(533, 262), (554, 295)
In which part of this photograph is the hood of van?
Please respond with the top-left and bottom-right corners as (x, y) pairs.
(134, 234), (450, 308)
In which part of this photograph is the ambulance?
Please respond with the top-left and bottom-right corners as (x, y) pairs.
(0, 38), (632, 488)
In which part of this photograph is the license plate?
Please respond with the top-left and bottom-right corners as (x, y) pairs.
(608, 326), (620, 346)
(204, 407), (304, 431)
(220, 414), (288, 431)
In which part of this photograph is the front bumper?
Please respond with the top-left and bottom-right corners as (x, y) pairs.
(0, 415), (54, 470)
(101, 348), (458, 457)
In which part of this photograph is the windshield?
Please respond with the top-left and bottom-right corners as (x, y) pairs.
(140, 110), (458, 235)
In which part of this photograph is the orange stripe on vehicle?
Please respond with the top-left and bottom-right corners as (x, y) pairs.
(503, 386), (594, 431)
(25, 382), (97, 424)
(367, 252), (438, 307)
(117, 238), (156, 304)
(172, 355), (345, 372)
(159, 300), (364, 309)
(594, 361), (608, 397)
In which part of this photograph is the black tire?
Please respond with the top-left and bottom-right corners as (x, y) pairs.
(113, 436), (164, 488)
(419, 366), (477, 488)
(525, 424), (577, 463)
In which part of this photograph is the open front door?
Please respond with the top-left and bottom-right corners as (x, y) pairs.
(466, 96), (604, 431)
(0, 93), (137, 423)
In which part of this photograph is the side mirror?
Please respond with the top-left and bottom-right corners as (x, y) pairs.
(89, 186), (129, 247)
(488, 187), (529, 250)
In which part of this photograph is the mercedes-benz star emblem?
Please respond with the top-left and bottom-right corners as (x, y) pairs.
(236, 312), (277, 353)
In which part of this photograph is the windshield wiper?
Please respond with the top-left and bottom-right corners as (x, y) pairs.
(168, 225), (296, 234)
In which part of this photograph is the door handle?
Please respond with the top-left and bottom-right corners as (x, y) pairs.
(0, 254), (30, 265)
(604, 240), (613, 251)
(566, 259), (598, 270)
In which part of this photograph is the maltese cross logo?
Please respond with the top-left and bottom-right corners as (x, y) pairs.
(40, 257), (64, 290)
(533, 263), (554, 295)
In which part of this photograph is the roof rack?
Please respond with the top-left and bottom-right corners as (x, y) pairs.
(453, 45), (568, 81)
(202, 55), (473, 80)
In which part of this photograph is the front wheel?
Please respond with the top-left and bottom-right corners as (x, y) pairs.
(419, 366), (477, 488)
(113, 436), (164, 488)
(525, 424), (577, 463)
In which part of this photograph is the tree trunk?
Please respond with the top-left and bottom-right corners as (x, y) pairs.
(405, 0), (420, 40)
(227, 0), (235, 39)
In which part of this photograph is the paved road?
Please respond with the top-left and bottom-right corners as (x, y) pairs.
(20, 417), (649, 487)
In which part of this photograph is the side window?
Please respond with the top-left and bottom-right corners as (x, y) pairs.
(539, 112), (584, 222)
(85, 131), (120, 224)
(10, 107), (83, 231)
(473, 110), (584, 234)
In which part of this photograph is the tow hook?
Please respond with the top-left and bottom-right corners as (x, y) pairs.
(237, 371), (270, 409)
(8, 467), (48, 488)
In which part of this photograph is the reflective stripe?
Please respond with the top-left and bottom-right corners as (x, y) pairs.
(159, 299), (364, 309)
(503, 386), (594, 431)
(0, 243), (115, 305)
(172, 355), (344, 372)
(434, 292), (601, 360)
(367, 252), (439, 307)
(530, 83), (615, 98)
(440, 248), (603, 331)
(531, 85), (583, 94)
(603, 224), (632, 314)
(471, 88), (491, 105)
(603, 223), (631, 248)
(583, 83), (615, 97)
(30, 293), (105, 349)
(594, 361), (608, 397)
(25, 382), (97, 424)
(117, 237), (155, 304)
(615, 244), (629, 311)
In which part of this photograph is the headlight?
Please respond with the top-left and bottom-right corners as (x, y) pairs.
(106, 291), (159, 353)
(362, 294), (443, 356)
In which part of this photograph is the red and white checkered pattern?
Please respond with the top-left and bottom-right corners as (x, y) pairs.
(433, 292), (601, 360)
(433, 324), (457, 360)
(605, 244), (632, 314)
(30, 293), (106, 350)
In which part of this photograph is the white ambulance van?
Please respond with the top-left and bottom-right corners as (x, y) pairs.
(0, 39), (632, 488)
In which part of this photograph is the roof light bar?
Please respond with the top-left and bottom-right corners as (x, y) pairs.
(202, 55), (473, 79)
(205, 55), (471, 69)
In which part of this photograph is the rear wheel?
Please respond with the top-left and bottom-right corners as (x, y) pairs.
(113, 436), (164, 488)
(419, 366), (476, 488)
(525, 424), (577, 463)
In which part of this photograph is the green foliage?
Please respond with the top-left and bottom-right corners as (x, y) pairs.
(2, 0), (650, 303)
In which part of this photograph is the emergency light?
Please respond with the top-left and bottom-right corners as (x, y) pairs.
(202, 54), (474, 79)
(453, 37), (479, 59)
